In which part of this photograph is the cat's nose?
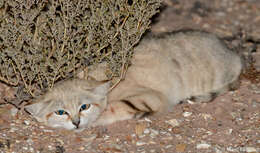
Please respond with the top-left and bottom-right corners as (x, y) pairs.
(72, 118), (80, 128)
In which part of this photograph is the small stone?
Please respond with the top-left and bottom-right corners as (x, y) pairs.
(226, 146), (238, 152)
(166, 119), (180, 127)
(206, 131), (213, 135)
(149, 141), (156, 144)
(165, 145), (173, 149)
(200, 113), (213, 120)
(43, 129), (53, 133)
(9, 127), (18, 132)
(104, 135), (110, 140)
(26, 138), (33, 145)
(196, 143), (211, 149)
(23, 120), (30, 125)
(160, 131), (167, 135)
(10, 107), (18, 116)
(228, 129), (233, 134)
(244, 147), (257, 153)
(215, 148), (223, 153)
(22, 146), (28, 150)
(79, 146), (85, 151)
(136, 141), (146, 146)
(135, 123), (146, 136)
(183, 112), (192, 117)
(162, 136), (173, 141)
(144, 117), (152, 123)
(150, 129), (159, 138)
(187, 99), (195, 104)
(143, 129), (150, 134)
(29, 147), (34, 152)
(176, 144), (186, 152)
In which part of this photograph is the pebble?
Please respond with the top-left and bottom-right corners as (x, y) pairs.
(22, 146), (28, 150)
(183, 112), (192, 117)
(9, 127), (18, 132)
(136, 141), (146, 146)
(176, 144), (186, 152)
(23, 120), (30, 125)
(48, 145), (53, 150)
(79, 146), (85, 150)
(241, 147), (257, 153)
(226, 146), (238, 152)
(10, 107), (18, 116)
(228, 129), (233, 134)
(104, 135), (110, 140)
(150, 129), (159, 138)
(43, 129), (53, 133)
(214, 148), (223, 153)
(206, 131), (213, 135)
(143, 129), (150, 134)
(187, 99), (195, 104)
(144, 117), (152, 123)
(196, 143), (211, 149)
(165, 145), (173, 149)
(26, 138), (34, 145)
(165, 119), (180, 127)
(200, 113), (213, 120)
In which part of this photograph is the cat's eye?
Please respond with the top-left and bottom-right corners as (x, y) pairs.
(80, 104), (91, 112)
(55, 110), (67, 115)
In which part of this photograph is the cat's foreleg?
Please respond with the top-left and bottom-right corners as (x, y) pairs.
(93, 90), (168, 126)
(92, 100), (138, 126)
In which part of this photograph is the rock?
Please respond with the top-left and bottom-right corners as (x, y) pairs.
(176, 144), (186, 152)
(165, 119), (180, 127)
(183, 112), (192, 117)
(196, 143), (211, 149)
(136, 141), (146, 146)
(135, 123), (147, 136)
(165, 145), (173, 149)
(150, 129), (159, 138)
(23, 120), (30, 125)
(200, 113), (213, 120)
(241, 147), (258, 153)
(143, 129), (150, 134)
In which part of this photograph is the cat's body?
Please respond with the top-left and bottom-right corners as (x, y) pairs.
(25, 31), (242, 130)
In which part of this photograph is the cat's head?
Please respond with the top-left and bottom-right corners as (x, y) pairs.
(25, 79), (110, 131)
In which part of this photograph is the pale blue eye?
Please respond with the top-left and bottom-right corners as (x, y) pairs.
(55, 110), (66, 115)
(80, 104), (90, 111)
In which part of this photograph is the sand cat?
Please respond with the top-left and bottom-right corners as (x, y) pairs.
(25, 31), (242, 130)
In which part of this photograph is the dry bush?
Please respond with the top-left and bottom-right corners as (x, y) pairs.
(0, 0), (161, 101)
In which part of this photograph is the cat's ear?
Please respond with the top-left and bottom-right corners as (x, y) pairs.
(93, 81), (110, 97)
(24, 99), (51, 121)
(25, 102), (43, 116)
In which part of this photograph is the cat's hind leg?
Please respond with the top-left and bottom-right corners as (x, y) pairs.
(189, 92), (218, 103)
(189, 79), (240, 103)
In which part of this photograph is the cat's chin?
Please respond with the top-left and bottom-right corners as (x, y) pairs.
(47, 123), (88, 132)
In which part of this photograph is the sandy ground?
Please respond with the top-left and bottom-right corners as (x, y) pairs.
(0, 0), (260, 153)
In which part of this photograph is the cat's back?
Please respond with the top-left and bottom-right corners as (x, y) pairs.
(127, 31), (242, 100)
